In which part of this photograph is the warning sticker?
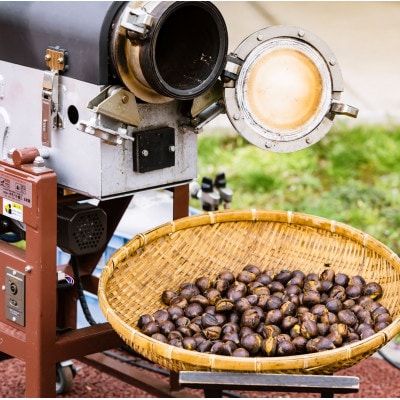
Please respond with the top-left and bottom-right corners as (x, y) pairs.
(0, 172), (32, 207)
(3, 199), (23, 222)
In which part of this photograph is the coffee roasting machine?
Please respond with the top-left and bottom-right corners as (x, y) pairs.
(0, 1), (358, 396)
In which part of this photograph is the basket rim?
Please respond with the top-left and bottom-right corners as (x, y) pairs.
(104, 209), (400, 269)
(98, 209), (400, 372)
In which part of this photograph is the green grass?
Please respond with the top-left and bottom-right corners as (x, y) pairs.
(192, 123), (400, 252)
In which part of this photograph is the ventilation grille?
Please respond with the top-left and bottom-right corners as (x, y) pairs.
(57, 203), (107, 256)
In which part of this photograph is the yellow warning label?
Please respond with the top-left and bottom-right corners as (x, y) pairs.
(3, 199), (23, 222)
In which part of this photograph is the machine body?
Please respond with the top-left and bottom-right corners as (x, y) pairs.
(0, 1), (227, 199)
(0, 1), (357, 200)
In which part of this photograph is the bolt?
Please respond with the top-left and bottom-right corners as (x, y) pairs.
(141, 149), (149, 157)
(265, 141), (273, 148)
(33, 156), (45, 168)
(298, 30), (305, 37)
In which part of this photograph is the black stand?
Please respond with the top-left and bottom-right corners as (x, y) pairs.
(179, 371), (359, 398)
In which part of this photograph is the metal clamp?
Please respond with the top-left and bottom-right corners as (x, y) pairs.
(121, 6), (154, 39)
(42, 70), (64, 147)
(42, 47), (67, 147)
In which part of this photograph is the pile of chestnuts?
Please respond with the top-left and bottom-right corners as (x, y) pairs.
(137, 265), (393, 357)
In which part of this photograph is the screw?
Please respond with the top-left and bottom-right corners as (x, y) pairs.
(257, 34), (264, 41)
(169, 145), (175, 153)
(44, 54), (51, 61)
(265, 141), (273, 148)
(1, 285), (5, 291)
(25, 266), (32, 273)
(121, 95), (129, 104)
(233, 113), (240, 120)
(141, 149), (149, 157)
(306, 137), (311, 144)
(329, 59), (336, 66)
(298, 30), (305, 37)
(57, 57), (64, 64)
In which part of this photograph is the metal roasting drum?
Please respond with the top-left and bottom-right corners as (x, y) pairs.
(0, 1), (358, 199)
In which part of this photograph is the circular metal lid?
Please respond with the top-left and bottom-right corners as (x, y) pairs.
(224, 26), (347, 152)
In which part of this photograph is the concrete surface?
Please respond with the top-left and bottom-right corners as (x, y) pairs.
(211, 1), (400, 127)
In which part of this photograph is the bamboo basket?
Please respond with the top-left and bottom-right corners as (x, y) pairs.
(98, 209), (400, 374)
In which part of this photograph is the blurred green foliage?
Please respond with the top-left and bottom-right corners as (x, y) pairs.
(192, 123), (400, 252)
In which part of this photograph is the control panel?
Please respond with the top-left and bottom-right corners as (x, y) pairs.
(5, 267), (25, 326)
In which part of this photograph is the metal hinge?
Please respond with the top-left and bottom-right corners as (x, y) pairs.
(222, 54), (243, 84)
(78, 86), (140, 145)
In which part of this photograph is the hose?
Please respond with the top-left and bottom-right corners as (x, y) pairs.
(377, 348), (400, 370)
(70, 255), (97, 326)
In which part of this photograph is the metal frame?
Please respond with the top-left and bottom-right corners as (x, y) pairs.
(0, 150), (193, 397)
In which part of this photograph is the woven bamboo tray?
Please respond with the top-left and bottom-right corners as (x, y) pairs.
(98, 209), (400, 374)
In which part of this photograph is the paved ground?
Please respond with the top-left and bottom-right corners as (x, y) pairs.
(211, 1), (400, 127)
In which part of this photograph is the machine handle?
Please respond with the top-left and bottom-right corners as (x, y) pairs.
(331, 102), (359, 118)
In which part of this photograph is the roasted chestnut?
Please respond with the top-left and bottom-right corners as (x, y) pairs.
(363, 282), (383, 300)
(243, 264), (262, 277)
(232, 347), (250, 357)
(161, 290), (178, 305)
(241, 333), (263, 354)
(138, 265), (393, 359)
(195, 276), (211, 293)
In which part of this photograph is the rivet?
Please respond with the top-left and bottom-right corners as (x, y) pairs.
(257, 34), (264, 41)
(57, 57), (64, 64)
(169, 145), (175, 153)
(298, 30), (305, 37)
(142, 149), (149, 157)
(25, 266), (32, 273)
(329, 59), (336, 66)
(44, 54), (51, 61)
(306, 137), (311, 144)
(233, 113), (240, 120)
